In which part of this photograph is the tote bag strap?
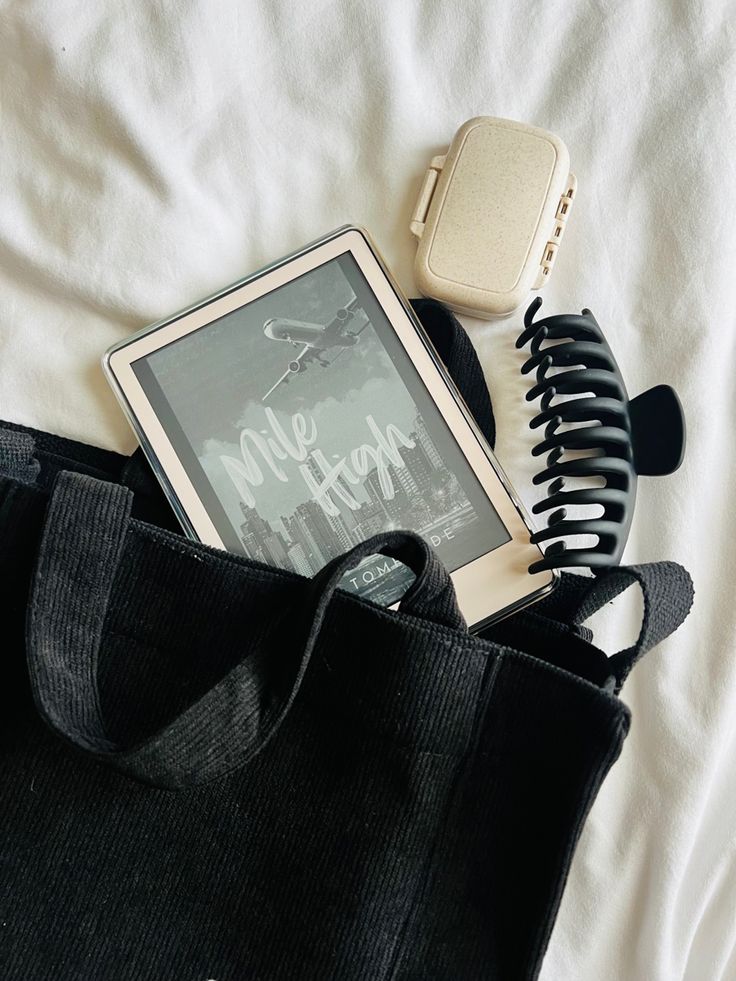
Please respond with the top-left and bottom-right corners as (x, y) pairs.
(25, 471), (465, 789)
(566, 562), (694, 692)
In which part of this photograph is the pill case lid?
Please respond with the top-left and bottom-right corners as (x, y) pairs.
(411, 117), (576, 319)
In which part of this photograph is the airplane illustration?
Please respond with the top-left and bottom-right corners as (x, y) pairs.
(261, 296), (370, 402)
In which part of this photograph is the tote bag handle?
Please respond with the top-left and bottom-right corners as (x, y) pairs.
(25, 471), (465, 789)
(569, 564), (694, 692)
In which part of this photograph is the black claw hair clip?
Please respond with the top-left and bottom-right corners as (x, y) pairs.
(517, 297), (686, 574)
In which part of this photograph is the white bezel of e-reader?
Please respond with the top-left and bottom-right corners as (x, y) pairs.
(102, 225), (556, 630)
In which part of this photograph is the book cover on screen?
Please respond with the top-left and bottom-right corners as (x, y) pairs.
(132, 253), (509, 605)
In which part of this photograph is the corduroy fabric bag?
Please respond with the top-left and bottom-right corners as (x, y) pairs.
(0, 302), (693, 981)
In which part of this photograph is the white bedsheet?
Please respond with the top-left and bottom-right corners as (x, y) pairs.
(2, 2), (734, 977)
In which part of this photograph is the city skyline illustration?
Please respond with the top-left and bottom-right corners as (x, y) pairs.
(236, 412), (481, 604)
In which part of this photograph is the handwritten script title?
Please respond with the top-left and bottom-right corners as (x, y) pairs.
(219, 407), (415, 517)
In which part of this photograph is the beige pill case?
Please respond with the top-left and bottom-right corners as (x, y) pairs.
(410, 117), (576, 319)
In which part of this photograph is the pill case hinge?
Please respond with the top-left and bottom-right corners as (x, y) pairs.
(410, 154), (446, 238)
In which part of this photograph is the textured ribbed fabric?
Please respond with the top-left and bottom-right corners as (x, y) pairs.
(0, 301), (694, 980)
(0, 428), (40, 483)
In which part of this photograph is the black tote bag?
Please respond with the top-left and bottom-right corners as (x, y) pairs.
(0, 302), (693, 981)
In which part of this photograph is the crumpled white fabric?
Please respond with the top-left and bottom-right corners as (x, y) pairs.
(1, 2), (734, 978)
